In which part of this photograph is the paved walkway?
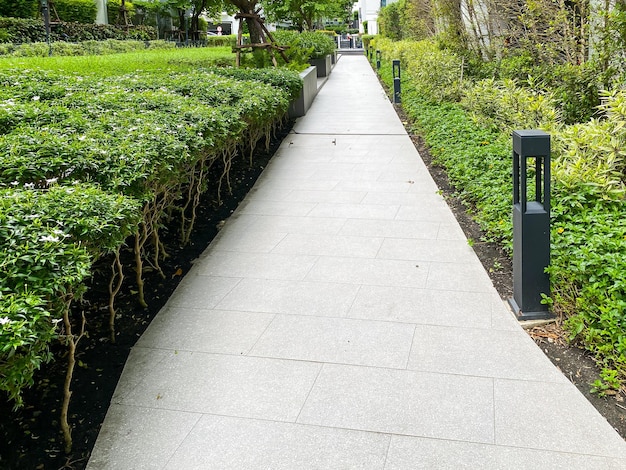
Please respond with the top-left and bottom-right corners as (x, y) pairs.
(88, 55), (626, 469)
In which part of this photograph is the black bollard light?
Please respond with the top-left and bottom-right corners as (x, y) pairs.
(392, 60), (401, 104)
(376, 50), (381, 70)
(509, 130), (553, 321)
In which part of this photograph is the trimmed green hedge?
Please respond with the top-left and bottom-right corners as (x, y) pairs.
(0, 16), (156, 43)
(0, 62), (301, 410)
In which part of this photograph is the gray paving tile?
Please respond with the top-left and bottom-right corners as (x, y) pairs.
(426, 262), (496, 292)
(164, 275), (241, 310)
(216, 278), (360, 317)
(165, 415), (390, 470)
(348, 285), (498, 328)
(361, 191), (445, 207)
(196, 251), (317, 280)
(395, 203), (456, 222)
(308, 202), (399, 220)
(236, 199), (316, 216)
(111, 347), (172, 402)
(491, 301), (522, 331)
(223, 213), (346, 236)
(377, 238), (478, 263)
(255, 177), (339, 191)
(272, 233), (383, 258)
(118, 351), (322, 422)
(87, 405), (201, 470)
(298, 364), (494, 443)
(211, 230), (287, 253)
(334, 180), (414, 193)
(250, 315), (414, 368)
(385, 435), (626, 470)
(288, 189), (367, 204)
(407, 324), (567, 382)
(494, 379), (626, 457)
(339, 219), (440, 239)
(436, 222), (467, 240)
(306, 256), (429, 288)
(135, 308), (275, 354)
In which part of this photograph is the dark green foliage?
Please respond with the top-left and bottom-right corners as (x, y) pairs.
(54, 0), (97, 24)
(0, 0), (38, 19)
(0, 16), (156, 43)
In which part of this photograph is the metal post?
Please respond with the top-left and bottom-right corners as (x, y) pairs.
(41, 0), (52, 56)
(509, 130), (553, 320)
(392, 60), (401, 104)
(376, 50), (381, 70)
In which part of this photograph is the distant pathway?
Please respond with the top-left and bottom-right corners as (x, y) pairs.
(88, 55), (626, 469)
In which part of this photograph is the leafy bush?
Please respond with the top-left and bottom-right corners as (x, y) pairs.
(376, 37), (463, 102)
(461, 78), (560, 134)
(0, 58), (298, 425)
(0, 17), (156, 43)
(273, 30), (335, 66)
(54, 0), (97, 24)
(0, 0), (38, 18)
(373, 39), (626, 389)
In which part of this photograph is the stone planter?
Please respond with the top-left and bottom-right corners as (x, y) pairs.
(309, 54), (332, 77)
(288, 66), (318, 118)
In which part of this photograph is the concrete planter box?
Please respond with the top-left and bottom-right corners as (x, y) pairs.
(330, 51), (338, 65)
(288, 66), (318, 118)
(309, 55), (332, 77)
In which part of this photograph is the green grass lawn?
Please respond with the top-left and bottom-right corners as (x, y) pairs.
(0, 46), (235, 76)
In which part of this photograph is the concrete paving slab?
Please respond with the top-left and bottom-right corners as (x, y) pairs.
(164, 415), (390, 470)
(348, 285), (500, 328)
(224, 213), (346, 235)
(250, 314), (415, 368)
(215, 278), (359, 317)
(494, 379), (626, 457)
(385, 435), (626, 470)
(339, 218), (441, 239)
(196, 251), (317, 280)
(135, 307), (275, 354)
(86, 405), (201, 470)
(163, 274), (240, 310)
(117, 351), (322, 422)
(377, 238), (479, 263)
(426, 261), (496, 292)
(305, 256), (430, 288)
(407, 324), (568, 382)
(272, 233), (383, 258)
(307, 202), (399, 219)
(298, 364), (495, 443)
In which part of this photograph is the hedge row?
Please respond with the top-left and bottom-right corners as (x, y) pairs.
(0, 66), (302, 413)
(371, 37), (626, 391)
(0, 16), (156, 43)
(0, 38), (176, 57)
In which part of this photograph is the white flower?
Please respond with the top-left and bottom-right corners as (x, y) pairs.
(32, 96), (40, 101)
(46, 178), (58, 185)
(77, 135), (86, 141)
(10, 181), (18, 186)
(24, 182), (35, 189)
(0, 317), (10, 325)
(40, 235), (59, 243)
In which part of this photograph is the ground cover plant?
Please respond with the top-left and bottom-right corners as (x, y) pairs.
(371, 37), (626, 392)
(0, 48), (302, 456)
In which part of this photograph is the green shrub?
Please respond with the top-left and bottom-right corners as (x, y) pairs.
(0, 0), (38, 18)
(461, 78), (560, 134)
(376, 37), (464, 102)
(54, 0), (97, 24)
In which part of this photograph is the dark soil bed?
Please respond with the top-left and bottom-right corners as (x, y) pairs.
(0, 122), (293, 470)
